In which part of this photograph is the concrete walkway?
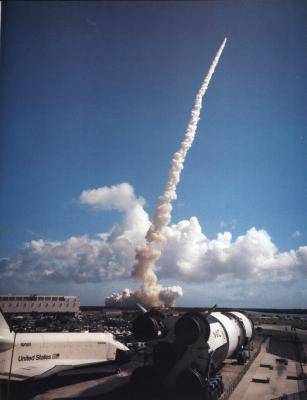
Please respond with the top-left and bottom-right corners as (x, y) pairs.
(229, 338), (302, 400)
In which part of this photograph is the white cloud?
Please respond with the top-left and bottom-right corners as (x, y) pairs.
(0, 183), (306, 288)
(159, 218), (304, 283)
(80, 182), (150, 242)
(80, 183), (142, 211)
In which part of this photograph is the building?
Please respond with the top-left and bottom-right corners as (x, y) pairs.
(0, 294), (80, 314)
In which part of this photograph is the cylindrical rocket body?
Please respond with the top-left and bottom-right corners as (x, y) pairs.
(229, 311), (254, 343)
(131, 309), (254, 392)
(169, 310), (254, 387)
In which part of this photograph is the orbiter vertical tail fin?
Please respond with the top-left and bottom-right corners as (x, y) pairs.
(0, 308), (11, 334)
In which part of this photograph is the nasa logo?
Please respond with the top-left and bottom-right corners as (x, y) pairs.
(212, 329), (222, 338)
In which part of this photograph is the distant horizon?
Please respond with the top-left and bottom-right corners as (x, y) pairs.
(1, 292), (307, 312)
(1, 290), (307, 313)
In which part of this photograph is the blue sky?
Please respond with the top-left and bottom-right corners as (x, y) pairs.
(0, 1), (306, 307)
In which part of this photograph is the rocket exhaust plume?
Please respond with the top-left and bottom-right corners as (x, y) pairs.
(147, 37), (227, 244)
(132, 38), (227, 307)
(106, 38), (227, 308)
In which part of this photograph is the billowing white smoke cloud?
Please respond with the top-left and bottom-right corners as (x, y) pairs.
(105, 286), (183, 308)
(105, 289), (136, 308)
(128, 38), (228, 307)
(0, 183), (306, 292)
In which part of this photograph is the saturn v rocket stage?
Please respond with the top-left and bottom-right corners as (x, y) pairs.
(131, 309), (254, 399)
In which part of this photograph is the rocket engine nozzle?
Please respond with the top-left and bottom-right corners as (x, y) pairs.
(132, 310), (168, 341)
(175, 312), (210, 345)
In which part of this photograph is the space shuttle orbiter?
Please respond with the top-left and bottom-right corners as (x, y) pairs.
(0, 310), (130, 381)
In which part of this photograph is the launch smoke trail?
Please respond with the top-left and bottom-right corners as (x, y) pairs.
(107, 38), (227, 307)
(147, 38), (227, 242)
(130, 38), (228, 307)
